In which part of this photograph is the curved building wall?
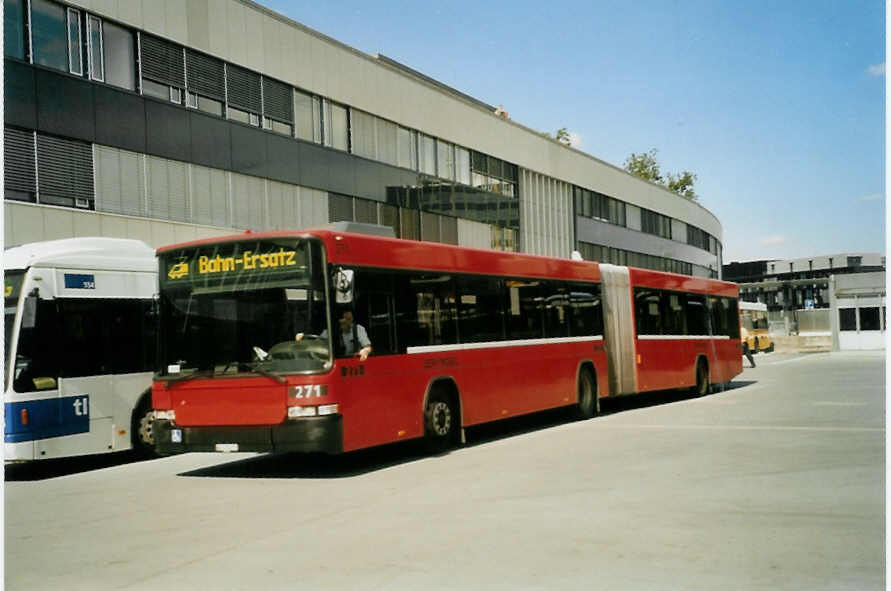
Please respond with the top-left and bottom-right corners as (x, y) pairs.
(6, 0), (723, 276)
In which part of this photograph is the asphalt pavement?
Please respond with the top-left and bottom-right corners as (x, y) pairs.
(5, 350), (885, 590)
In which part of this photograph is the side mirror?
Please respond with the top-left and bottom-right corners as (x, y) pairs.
(334, 268), (354, 304)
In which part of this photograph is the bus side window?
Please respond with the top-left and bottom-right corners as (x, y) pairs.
(725, 298), (740, 339)
(506, 280), (543, 340)
(662, 291), (687, 336)
(708, 296), (729, 336)
(685, 293), (708, 336)
(394, 273), (457, 349)
(542, 281), (571, 338)
(456, 275), (504, 344)
(354, 271), (395, 356)
(634, 288), (662, 335)
(568, 282), (602, 337)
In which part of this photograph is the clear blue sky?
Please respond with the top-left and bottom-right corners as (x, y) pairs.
(262, 0), (885, 263)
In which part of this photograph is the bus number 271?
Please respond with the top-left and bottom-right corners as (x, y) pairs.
(290, 385), (328, 399)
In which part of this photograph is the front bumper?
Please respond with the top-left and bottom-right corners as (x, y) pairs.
(153, 415), (343, 455)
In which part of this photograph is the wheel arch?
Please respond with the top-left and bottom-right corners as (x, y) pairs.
(422, 376), (463, 429)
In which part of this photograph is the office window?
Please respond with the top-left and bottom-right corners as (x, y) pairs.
(350, 109), (376, 160)
(102, 21), (135, 90)
(140, 34), (184, 102)
(400, 208), (419, 240)
(355, 198), (377, 224)
(262, 76), (294, 133)
(294, 90), (321, 143)
(4, 127), (37, 202)
(376, 118), (398, 166)
(838, 308), (857, 331)
(36, 133), (94, 209)
(860, 307), (881, 331)
(328, 193), (353, 222)
(397, 126), (417, 170)
(846, 256), (862, 268)
(641, 208), (672, 239)
(437, 140), (455, 181)
(5, 0), (26, 59)
(227, 64), (261, 121)
(323, 101), (348, 151)
(87, 15), (104, 81)
(186, 49), (224, 114)
(67, 8), (82, 75)
(31, 0), (68, 71)
(420, 211), (440, 243)
(455, 147), (470, 185)
(419, 134), (436, 175)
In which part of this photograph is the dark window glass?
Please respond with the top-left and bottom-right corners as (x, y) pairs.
(859, 307), (881, 331)
(568, 283), (603, 337)
(420, 211), (440, 242)
(724, 298), (740, 338)
(31, 0), (68, 71)
(440, 216), (458, 245)
(13, 299), (155, 392)
(839, 308), (857, 331)
(542, 282), (571, 338)
(506, 280), (543, 340)
(394, 273), (457, 349)
(457, 276), (504, 343)
(662, 291), (687, 335)
(4, 0), (26, 59)
(142, 79), (171, 101)
(685, 293), (708, 335)
(708, 296), (728, 336)
(103, 20), (135, 90)
(355, 271), (394, 356)
(380, 203), (398, 238)
(635, 288), (662, 335)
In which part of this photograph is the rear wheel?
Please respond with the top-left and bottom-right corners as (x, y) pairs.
(694, 360), (711, 397)
(576, 369), (598, 419)
(423, 386), (458, 454)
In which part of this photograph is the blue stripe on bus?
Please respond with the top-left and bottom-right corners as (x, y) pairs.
(4, 396), (90, 443)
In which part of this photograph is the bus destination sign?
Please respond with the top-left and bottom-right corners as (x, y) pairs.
(161, 240), (307, 290)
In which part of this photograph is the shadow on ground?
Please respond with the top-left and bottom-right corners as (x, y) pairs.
(5, 450), (154, 482)
(178, 379), (759, 480)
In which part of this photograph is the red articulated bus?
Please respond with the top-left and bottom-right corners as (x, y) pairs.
(151, 225), (741, 455)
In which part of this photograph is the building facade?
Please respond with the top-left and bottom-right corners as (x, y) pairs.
(5, 0), (723, 277)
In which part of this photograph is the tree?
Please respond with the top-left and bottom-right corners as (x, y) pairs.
(623, 148), (698, 202)
(541, 127), (573, 146)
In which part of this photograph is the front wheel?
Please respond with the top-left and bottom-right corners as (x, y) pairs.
(132, 391), (157, 457)
(423, 387), (458, 454)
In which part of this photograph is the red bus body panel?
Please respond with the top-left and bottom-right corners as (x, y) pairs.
(628, 268), (742, 392)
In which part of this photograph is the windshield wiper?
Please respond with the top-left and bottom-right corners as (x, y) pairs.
(245, 363), (287, 384)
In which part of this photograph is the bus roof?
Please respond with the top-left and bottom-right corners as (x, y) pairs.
(739, 301), (768, 312)
(4, 237), (157, 273)
(156, 229), (602, 282)
(628, 266), (739, 298)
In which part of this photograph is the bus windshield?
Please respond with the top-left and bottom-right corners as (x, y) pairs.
(157, 238), (330, 378)
(4, 270), (24, 390)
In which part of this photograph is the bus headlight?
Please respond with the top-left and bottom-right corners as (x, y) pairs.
(288, 406), (317, 418)
(317, 404), (339, 416)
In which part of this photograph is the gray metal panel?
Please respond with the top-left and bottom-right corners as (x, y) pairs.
(577, 216), (717, 269)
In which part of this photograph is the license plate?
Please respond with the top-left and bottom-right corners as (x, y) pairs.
(171, 429), (182, 443)
(215, 443), (239, 452)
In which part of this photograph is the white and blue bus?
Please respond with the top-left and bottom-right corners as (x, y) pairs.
(5, 238), (158, 461)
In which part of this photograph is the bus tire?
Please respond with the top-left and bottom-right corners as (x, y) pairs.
(694, 359), (711, 397)
(131, 390), (157, 457)
(423, 385), (459, 454)
(766, 342), (774, 353)
(576, 368), (598, 419)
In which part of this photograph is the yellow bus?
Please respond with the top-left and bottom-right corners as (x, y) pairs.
(739, 301), (773, 353)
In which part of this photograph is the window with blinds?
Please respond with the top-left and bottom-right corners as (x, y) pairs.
(226, 64), (262, 114)
(141, 34), (184, 88)
(4, 127), (36, 202)
(36, 133), (94, 208)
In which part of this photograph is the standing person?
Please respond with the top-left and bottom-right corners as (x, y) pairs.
(741, 338), (756, 368)
(319, 309), (372, 361)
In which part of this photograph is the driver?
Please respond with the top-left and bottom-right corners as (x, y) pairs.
(297, 309), (372, 361)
